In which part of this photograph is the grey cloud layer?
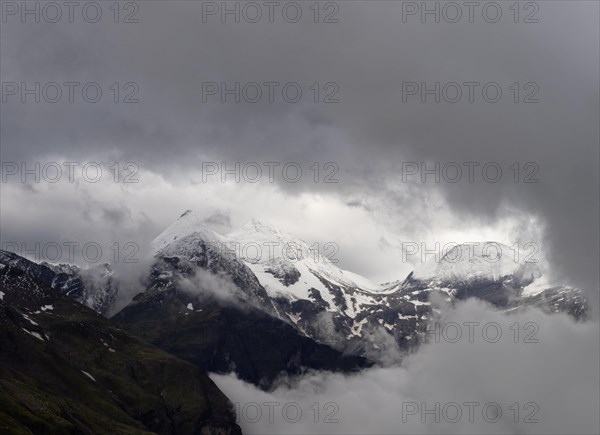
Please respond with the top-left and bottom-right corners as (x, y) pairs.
(1, 2), (598, 303)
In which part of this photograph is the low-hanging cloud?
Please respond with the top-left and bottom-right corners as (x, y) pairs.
(212, 300), (600, 434)
(179, 268), (247, 305)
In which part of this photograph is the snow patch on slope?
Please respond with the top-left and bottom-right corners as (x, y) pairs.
(228, 219), (383, 294)
(81, 371), (97, 382)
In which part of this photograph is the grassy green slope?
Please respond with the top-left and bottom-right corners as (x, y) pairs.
(0, 257), (241, 435)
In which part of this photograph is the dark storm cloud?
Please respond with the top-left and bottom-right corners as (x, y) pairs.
(1, 2), (598, 304)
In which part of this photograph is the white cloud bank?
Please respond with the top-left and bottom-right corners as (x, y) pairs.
(212, 300), (600, 434)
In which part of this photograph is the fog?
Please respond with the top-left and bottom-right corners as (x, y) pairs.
(213, 300), (599, 434)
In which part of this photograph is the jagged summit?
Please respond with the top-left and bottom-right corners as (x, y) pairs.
(229, 218), (291, 242)
(153, 212), (284, 254)
(152, 210), (226, 254)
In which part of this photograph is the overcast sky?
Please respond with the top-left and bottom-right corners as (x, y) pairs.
(1, 1), (598, 308)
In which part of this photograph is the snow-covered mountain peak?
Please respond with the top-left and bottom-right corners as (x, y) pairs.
(413, 242), (541, 282)
(228, 220), (315, 263)
(232, 218), (285, 240)
(246, 218), (278, 232)
(152, 210), (225, 254)
(227, 219), (384, 300)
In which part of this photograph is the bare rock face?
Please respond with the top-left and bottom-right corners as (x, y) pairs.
(0, 250), (118, 316)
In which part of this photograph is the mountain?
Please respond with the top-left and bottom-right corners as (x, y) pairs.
(396, 242), (587, 316)
(0, 250), (241, 434)
(112, 214), (371, 388)
(226, 217), (587, 356)
(3, 210), (587, 400)
(115, 211), (588, 368)
(0, 250), (118, 316)
(151, 211), (274, 312)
